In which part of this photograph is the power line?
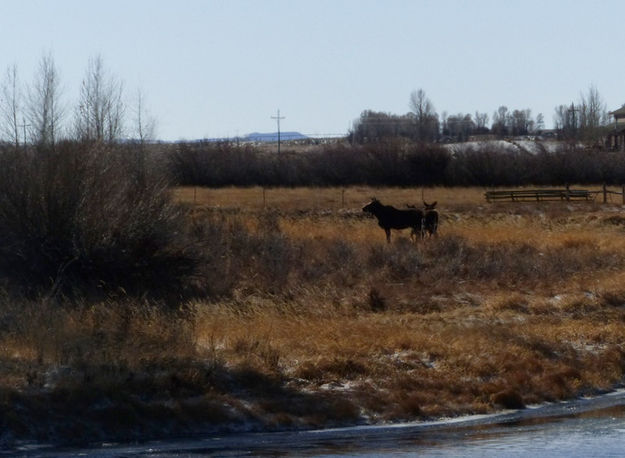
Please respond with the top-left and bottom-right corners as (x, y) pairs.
(18, 117), (30, 147)
(271, 109), (285, 154)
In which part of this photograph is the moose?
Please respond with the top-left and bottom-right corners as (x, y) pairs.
(422, 201), (439, 237)
(406, 201), (439, 238)
(363, 198), (423, 243)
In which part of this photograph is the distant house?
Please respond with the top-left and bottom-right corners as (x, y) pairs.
(607, 106), (625, 151)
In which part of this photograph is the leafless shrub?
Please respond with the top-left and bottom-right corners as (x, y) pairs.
(600, 289), (625, 308)
(367, 238), (422, 279)
(74, 56), (124, 143)
(368, 287), (386, 312)
(491, 389), (525, 409)
(420, 235), (623, 287)
(186, 215), (242, 298)
(299, 239), (358, 283)
(0, 141), (199, 300)
(256, 232), (293, 288)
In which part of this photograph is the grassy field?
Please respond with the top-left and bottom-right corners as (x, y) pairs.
(182, 186), (625, 417)
(4, 185), (625, 444)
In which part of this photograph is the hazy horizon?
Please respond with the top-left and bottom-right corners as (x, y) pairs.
(1, 0), (624, 141)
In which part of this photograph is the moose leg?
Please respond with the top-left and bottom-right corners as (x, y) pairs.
(431, 218), (439, 237)
(410, 227), (419, 242)
(385, 228), (391, 243)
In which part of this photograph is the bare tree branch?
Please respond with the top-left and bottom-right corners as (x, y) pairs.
(409, 89), (438, 142)
(133, 89), (156, 144)
(0, 64), (21, 148)
(74, 55), (125, 143)
(27, 53), (64, 147)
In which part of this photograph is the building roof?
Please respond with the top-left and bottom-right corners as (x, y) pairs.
(609, 106), (625, 117)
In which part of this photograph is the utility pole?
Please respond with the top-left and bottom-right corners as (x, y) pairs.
(18, 117), (30, 149)
(567, 102), (579, 144)
(271, 109), (285, 154)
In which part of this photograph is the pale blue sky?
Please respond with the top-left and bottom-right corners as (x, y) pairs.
(0, 0), (623, 140)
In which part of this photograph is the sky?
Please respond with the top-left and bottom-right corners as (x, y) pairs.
(0, 0), (624, 141)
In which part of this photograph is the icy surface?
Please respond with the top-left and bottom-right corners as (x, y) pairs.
(13, 389), (625, 457)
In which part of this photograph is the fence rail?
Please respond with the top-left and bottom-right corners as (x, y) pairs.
(485, 185), (625, 204)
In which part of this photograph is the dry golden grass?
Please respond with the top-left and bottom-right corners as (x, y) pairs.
(173, 185), (489, 210)
(177, 186), (625, 420)
(174, 184), (625, 210)
(174, 185), (625, 247)
(4, 185), (625, 443)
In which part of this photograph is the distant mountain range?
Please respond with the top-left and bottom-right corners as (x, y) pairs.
(195, 132), (317, 143)
(242, 132), (309, 142)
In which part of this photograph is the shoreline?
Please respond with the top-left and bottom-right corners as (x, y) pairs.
(8, 387), (625, 456)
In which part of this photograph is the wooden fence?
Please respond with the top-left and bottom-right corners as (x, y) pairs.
(485, 185), (625, 204)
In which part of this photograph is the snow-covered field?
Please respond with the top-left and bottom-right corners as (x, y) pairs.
(444, 139), (565, 155)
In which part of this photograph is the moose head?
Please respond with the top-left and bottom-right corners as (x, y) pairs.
(423, 201), (437, 211)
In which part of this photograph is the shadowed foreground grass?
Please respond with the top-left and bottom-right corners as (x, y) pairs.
(3, 186), (625, 446)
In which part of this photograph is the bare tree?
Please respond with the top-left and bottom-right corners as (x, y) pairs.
(446, 113), (474, 141)
(1, 64), (21, 148)
(535, 113), (545, 132)
(579, 84), (607, 144)
(491, 106), (509, 137)
(409, 89), (439, 142)
(553, 104), (569, 132)
(132, 89), (156, 144)
(27, 53), (63, 147)
(130, 89), (158, 187)
(554, 85), (608, 144)
(351, 110), (414, 143)
(510, 109), (532, 136)
(74, 55), (124, 142)
(474, 111), (489, 134)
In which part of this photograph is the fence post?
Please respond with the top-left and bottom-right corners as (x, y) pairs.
(565, 184), (570, 201)
(622, 184), (625, 205)
(192, 186), (198, 221)
(603, 183), (608, 204)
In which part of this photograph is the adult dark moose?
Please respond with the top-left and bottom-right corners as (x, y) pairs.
(362, 198), (423, 243)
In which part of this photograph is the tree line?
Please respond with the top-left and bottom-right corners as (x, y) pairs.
(1, 55), (621, 192)
(350, 85), (612, 145)
(0, 53), (155, 148)
(169, 140), (625, 188)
